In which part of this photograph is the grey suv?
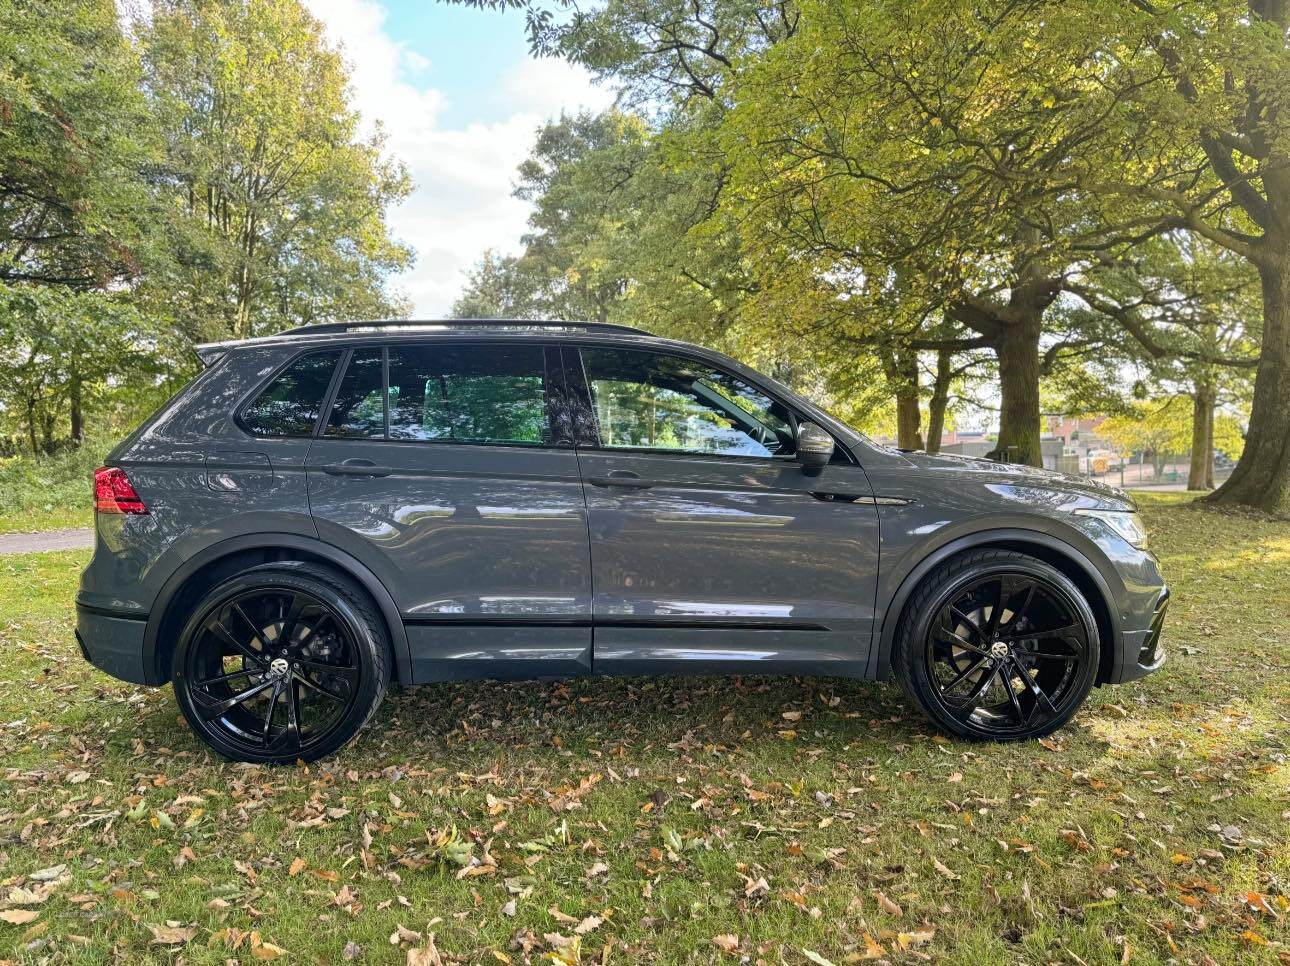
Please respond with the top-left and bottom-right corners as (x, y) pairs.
(77, 320), (1168, 762)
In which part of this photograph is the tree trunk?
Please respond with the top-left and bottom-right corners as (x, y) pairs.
(1204, 399), (1215, 489)
(69, 366), (84, 445)
(926, 349), (953, 454)
(993, 318), (1044, 467)
(1188, 381), (1214, 491)
(894, 349), (923, 450)
(1208, 259), (1290, 514)
(881, 346), (924, 450)
(26, 398), (39, 457)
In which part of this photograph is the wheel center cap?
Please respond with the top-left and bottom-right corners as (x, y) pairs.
(990, 641), (1010, 659)
(268, 657), (290, 679)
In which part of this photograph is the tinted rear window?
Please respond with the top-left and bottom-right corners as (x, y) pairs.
(326, 347), (385, 438)
(241, 351), (340, 437)
(387, 344), (549, 445)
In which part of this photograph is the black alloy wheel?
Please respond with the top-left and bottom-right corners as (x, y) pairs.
(894, 550), (1100, 741)
(173, 563), (388, 763)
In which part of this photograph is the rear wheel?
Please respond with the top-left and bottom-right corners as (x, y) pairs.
(893, 550), (1100, 741)
(172, 562), (389, 763)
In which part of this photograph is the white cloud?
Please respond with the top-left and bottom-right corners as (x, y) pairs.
(303, 0), (614, 316)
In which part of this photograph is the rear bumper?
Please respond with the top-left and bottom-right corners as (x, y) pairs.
(75, 603), (151, 685)
(1109, 586), (1169, 683)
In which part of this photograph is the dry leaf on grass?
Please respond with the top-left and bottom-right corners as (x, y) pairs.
(712, 934), (740, 953)
(932, 857), (960, 880)
(147, 922), (196, 945)
(874, 890), (903, 917)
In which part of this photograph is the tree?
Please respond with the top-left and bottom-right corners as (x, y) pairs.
(450, 250), (544, 319)
(1069, 236), (1260, 489)
(0, 0), (157, 290)
(138, 0), (413, 342)
(1066, 0), (1289, 512)
(0, 282), (157, 454)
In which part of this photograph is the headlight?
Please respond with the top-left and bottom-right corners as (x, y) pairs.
(1075, 508), (1148, 549)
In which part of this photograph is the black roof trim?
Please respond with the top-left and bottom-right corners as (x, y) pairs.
(282, 318), (650, 337)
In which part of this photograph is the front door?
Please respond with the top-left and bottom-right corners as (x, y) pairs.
(306, 341), (593, 682)
(568, 345), (881, 677)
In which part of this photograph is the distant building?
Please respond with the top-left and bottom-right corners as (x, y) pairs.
(1046, 415), (1107, 445)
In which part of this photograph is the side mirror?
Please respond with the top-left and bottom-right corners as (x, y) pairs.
(796, 421), (834, 473)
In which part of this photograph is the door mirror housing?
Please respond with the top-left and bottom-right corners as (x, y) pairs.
(796, 421), (834, 473)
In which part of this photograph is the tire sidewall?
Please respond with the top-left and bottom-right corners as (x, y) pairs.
(173, 568), (386, 763)
(899, 555), (1101, 740)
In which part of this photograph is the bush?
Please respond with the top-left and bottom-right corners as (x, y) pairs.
(0, 437), (115, 520)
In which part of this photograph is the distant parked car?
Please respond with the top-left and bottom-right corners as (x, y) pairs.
(77, 320), (1169, 762)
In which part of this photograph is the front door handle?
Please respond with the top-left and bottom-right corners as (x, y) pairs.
(321, 459), (393, 478)
(588, 470), (653, 489)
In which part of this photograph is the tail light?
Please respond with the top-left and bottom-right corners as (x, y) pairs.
(94, 466), (149, 514)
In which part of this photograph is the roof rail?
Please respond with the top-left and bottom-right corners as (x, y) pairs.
(281, 318), (651, 337)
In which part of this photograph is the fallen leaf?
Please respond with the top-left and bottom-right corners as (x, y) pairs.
(147, 922), (197, 945)
(406, 933), (443, 966)
(802, 950), (837, 966)
(0, 909), (40, 925)
(874, 890), (903, 917)
(712, 934), (740, 953)
(289, 857), (307, 877)
(858, 933), (886, 959)
(932, 857), (960, 880)
(897, 927), (936, 949)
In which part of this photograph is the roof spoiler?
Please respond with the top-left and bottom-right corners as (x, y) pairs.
(194, 343), (230, 367)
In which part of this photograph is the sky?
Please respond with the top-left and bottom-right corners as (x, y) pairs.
(302, 0), (616, 317)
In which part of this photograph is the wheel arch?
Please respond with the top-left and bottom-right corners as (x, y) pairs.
(870, 529), (1121, 686)
(142, 533), (411, 686)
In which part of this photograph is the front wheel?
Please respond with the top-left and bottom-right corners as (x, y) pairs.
(893, 550), (1100, 741)
(172, 562), (390, 763)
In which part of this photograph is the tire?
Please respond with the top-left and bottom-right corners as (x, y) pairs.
(892, 550), (1100, 741)
(172, 561), (390, 763)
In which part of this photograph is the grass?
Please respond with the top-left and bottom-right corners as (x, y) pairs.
(0, 493), (1286, 964)
(0, 441), (111, 534)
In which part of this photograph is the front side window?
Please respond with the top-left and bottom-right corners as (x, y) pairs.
(580, 348), (794, 458)
(242, 350), (341, 437)
(388, 344), (549, 445)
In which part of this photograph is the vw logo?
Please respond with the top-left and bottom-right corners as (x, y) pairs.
(269, 657), (290, 679)
(990, 641), (1009, 659)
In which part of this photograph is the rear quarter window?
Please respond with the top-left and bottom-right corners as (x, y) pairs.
(241, 351), (341, 437)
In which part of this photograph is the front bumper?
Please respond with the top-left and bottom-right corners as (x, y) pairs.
(75, 603), (151, 685)
(1110, 586), (1169, 683)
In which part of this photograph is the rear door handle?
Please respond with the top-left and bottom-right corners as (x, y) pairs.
(321, 459), (393, 478)
(588, 471), (653, 489)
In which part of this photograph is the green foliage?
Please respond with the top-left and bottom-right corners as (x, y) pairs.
(138, 0), (414, 342)
(1098, 397), (1245, 467)
(0, 282), (163, 453)
(0, 432), (112, 532)
(0, 0), (413, 453)
(0, 0), (158, 288)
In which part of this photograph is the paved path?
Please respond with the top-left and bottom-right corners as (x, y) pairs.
(0, 528), (94, 554)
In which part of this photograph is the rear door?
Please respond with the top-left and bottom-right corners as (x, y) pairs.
(567, 344), (882, 677)
(306, 340), (593, 683)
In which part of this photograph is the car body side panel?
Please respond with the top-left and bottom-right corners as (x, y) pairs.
(306, 439), (594, 683)
(576, 451), (881, 677)
(79, 349), (321, 619)
(857, 453), (1167, 682)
